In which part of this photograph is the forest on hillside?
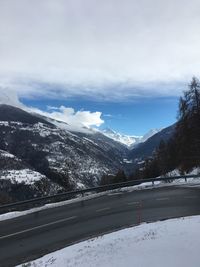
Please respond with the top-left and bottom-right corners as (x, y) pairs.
(101, 77), (200, 184)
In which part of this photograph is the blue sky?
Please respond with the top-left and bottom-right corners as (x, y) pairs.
(21, 96), (179, 136)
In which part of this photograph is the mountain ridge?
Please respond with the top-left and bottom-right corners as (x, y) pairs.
(101, 127), (161, 148)
(0, 104), (129, 202)
(0, 104), (175, 204)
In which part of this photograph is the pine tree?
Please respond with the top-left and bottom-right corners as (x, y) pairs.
(176, 77), (200, 171)
(130, 77), (200, 178)
(114, 169), (127, 183)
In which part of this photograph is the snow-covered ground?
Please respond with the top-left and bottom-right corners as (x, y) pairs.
(17, 215), (200, 267)
(160, 167), (200, 177)
(0, 169), (46, 184)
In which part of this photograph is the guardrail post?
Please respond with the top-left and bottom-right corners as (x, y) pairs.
(152, 181), (154, 186)
(184, 177), (187, 182)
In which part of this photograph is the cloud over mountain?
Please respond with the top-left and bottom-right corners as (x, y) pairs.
(0, 0), (199, 100)
(0, 90), (104, 130)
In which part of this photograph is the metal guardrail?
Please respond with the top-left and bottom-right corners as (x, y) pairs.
(0, 174), (199, 214)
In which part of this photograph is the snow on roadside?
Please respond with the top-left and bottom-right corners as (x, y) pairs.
(1, 174), (200, 222)
(0, 180), (179, 222)
(158, 168), (200, 186)
(0, 189), (128, 222)
(162, 167), (200, 177)
(17, 215), (200, 267)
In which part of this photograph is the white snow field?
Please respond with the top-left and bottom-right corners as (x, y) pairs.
(17, 215), (200, 267)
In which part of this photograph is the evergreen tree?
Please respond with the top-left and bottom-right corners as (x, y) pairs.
(130, 77), (200, 178)
(176, 77), (200, 171)
(114, 169), (127, 183)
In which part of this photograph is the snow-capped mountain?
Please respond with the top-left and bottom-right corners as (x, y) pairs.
(0, 104), (171, 204)
(0, 104), (129, 202)
(101, 128), (161, 148)
(129, 124), (176, 162)
(141, 128), (162, 143)
(102, 128), (142, 147)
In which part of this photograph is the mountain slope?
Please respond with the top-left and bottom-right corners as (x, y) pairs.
(140, 128), (161, 143)
(101, 128), (161, 148)
(129, 124), (176, 161)
(101, 128), (142, 147)
(0, 105), (129, 202)
(0, 104), (52, 125)
(0, 104), (176, 203)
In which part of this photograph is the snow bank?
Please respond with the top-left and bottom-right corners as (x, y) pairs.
(1, 173), (200, 222)
(17, 215), (200, 267)
(160, 167), (200, 178)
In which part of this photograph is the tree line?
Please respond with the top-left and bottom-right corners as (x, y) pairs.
(101, 77), (200, 184)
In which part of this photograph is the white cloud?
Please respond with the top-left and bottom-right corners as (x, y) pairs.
(30, 105), (104, 132)
(0, 88), (24, 107)
(44, 106), (104, 128)
(0, 0), (199, 100)
(0, 90), (104, 131)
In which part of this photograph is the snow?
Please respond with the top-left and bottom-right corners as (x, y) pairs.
(141, 128), (161, 143)
(161, 167), (200, 177)
(1, 173), (200, 222)
(76, 182), (85, 188)
(17, 215), (200, 267)
(0, 150), (15, 158)
(0, 190), (126, 222)
(0, 121), (9, 126)
(47, 117), (96, 135)
(123, 158), (133, 164)
(101, 128), (161, 148)
(83, 137), (99, 147)
(0, 169), (46, 184)
(157, 168), (200, 186)
(0, 112), (130, 189)
(102, 128), (142, 147)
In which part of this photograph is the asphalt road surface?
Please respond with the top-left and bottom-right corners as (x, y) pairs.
(0, 185), (200, 267)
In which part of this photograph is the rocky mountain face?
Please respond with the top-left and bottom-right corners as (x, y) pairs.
(0, 104), (176, 203)
(0, 104), (129, 202)
(139, 128), (162, 144)
(101, 128), (161, 148)
(101, 128), (143, 147)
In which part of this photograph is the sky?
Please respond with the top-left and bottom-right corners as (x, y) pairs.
(21, 96), (179, 135)
(0, 0), (199, 135)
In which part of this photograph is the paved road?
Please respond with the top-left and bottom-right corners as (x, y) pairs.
(0, 185), (200, 267)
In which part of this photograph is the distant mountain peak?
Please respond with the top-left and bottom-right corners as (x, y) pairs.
(101, 128), (162, 148)
(101, 128), (142, 147)
(141, 128), (162, 143)
(102, 128), (116, 134)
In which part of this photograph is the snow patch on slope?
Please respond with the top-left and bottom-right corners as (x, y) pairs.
(0, 169), (46, 185)
(0, 150), (15, 159)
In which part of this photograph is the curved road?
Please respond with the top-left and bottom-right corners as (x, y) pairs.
(0, 185), (200, 267)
